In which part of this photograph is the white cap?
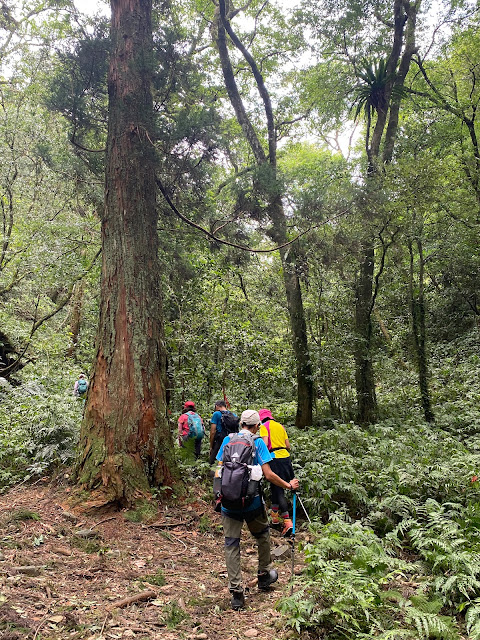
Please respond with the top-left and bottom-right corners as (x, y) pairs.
(240, 409), (260, 426)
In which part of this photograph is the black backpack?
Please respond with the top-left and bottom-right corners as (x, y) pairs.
(220, 431), (259, 510)
(220, 411), (240, 439)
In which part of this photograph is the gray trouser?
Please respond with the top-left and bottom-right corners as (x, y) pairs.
(222, 508), (271, 592)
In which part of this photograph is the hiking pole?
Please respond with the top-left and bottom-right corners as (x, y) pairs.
(289, 491), (297, 596)
(296, 492), (311, 524)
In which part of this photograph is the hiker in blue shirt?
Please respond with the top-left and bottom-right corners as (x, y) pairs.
(215, 409), (299, 610)
(209, 399), (238, 464)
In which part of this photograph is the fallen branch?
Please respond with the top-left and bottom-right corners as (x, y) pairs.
(91, 516), (117, 529)
(99, 613), (109, 635)
(109, 590), (157, 610)
(142, 519), (193, 529)
(51, 546), (72, 556)
(12, 565), (46, 576)
(33, 615), (48, 640)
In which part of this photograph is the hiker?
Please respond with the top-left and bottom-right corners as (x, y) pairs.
(73, 373), (88, 400)
(209, 399), (239, 464)
(178, 401), (205, 460)
(215, 409), (299, 610)
(259, 408), (295, 536)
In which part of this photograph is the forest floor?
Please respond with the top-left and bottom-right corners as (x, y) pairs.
(0, 476), (307, 640)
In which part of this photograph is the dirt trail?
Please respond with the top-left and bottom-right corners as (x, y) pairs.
(0, 479), (304, 640)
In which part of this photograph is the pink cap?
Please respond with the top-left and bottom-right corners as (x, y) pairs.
(258, 409), (273, 421)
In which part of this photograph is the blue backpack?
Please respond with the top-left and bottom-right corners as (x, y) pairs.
(77, 378), (88, 395)
(187, 412), (204, 440)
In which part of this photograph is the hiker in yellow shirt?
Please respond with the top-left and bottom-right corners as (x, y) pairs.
(258, 408), (295, 536)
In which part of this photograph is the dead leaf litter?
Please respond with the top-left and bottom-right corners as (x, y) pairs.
(0, 480), (306, 639)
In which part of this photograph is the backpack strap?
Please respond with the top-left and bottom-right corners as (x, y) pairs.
(263, 420), (272, 451)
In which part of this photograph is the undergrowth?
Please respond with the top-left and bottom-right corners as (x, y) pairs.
(0, 382), (80, 491)
(279, 421), (480, 638)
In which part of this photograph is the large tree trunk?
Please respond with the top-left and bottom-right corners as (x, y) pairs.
(76, 0), (177, 508)
(281, 246), (314, 426)
(352, 0), (418, 425)
(269, 198), (313, 427)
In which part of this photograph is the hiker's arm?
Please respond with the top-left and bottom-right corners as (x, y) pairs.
(178, 416), (186, 445)
(285, 438), (291, 450)
(210, 423), (216, 448)
(261, 463), (299, 490)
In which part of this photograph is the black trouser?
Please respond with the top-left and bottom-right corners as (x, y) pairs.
(269, 457), (294, 515)
(209, 433), (223, 464)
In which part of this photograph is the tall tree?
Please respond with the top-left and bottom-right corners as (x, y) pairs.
(299, 0), (420, 423)
(213, 0), (314, 427)
(76, 0), (177, 507)
(352, 0), (419, 424)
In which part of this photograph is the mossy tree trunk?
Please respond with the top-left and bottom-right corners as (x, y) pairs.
(76, 0), (177, 508)
(353, 0), (418, 425)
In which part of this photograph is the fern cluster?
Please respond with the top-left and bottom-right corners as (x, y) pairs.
(0, 371), (81, 490)
(279, 421), (480, 638)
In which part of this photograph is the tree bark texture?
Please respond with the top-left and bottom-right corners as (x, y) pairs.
(76, 0), (176, 507)
(354, 243), (377, 425)
(408, 239), (434, 423)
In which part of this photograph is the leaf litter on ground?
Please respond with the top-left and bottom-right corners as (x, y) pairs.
(0, 478), (304, 639)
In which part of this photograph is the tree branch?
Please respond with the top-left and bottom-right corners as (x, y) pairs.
(156, 176), (314, 253)
(219, 0), (276, 165)
(0, 248), (102, 376)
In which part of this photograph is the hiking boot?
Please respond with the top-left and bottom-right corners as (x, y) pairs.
(281, 518), (294, 537)
(230, 590), (245, 610)
(258, 569), (278, 591)
(270, 510), (281, 526)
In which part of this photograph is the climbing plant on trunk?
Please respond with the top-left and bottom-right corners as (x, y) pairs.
(351, 0), (420, 424)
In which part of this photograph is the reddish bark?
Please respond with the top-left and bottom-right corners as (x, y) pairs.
(76, 0), (177, 507)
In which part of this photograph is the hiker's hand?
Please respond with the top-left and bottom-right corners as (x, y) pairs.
(290, 478), (299, 491)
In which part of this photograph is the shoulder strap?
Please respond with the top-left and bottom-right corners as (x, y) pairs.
(263, 420), (272, 451)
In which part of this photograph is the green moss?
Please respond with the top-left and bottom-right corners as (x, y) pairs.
(198, 514), (212, 534)
(124, 499), (158, 523)
(4, 509), (41, 523)
(76, 436), (106, 485)
(163, 602), (189, 629)
(142, 568), (166, 586)
(70, 535), (102, 554)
